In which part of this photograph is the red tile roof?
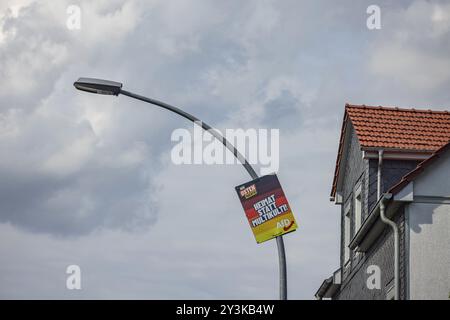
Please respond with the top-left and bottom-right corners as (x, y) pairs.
(330, 104), (450, 198)
(346, 104), (450, 150)
(389, 141), (450, 195)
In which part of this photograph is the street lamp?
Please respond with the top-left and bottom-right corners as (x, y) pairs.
(73, 77), (288, 300)
(74, 77), (122, 95)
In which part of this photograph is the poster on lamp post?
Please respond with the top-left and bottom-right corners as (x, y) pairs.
(235, 174), (298, 244)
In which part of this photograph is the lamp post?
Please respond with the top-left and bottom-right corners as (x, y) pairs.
(74, 77), (288, 300)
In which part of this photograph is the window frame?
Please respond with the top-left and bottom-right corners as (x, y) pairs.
(343, 203), (351, 266)
(354, 183), (362, 234)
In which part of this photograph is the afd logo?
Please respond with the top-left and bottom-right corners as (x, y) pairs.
(277, 218), (294, 231)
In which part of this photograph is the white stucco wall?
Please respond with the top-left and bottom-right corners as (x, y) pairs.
(414, 151), (450, 198)
(407, 203), (449, 300)
(407, 149), (450, 300)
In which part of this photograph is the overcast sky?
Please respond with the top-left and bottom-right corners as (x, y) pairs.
(0, 0), (449, 299)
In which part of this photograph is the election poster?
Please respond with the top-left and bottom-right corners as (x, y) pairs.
(235, 174), (298, 244)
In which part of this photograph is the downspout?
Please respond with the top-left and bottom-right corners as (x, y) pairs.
(378, 150), (399, 300)
(377, 150), (383, 199)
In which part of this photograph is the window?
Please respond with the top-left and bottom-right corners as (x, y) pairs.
(354, 184), (362, 234)
(344, 204), (351, 265)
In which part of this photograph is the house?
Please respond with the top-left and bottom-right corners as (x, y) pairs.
(315, 104), (450, 300)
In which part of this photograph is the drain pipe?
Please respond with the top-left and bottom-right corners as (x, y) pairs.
(378, 150), (399, 300)
(377, 150), (383, 199)
(380, 195), (399, 300)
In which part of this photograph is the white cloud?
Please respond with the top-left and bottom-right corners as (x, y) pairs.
(369, 1), (450, 90)
(42, 135), (96, 175)
(369, 45), (450, 90)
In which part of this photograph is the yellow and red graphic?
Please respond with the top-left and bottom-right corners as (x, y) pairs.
(235, 174), (298, 244)
(240, 184), (257, 199)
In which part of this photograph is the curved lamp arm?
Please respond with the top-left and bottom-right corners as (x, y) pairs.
(74, 77), (287, 300)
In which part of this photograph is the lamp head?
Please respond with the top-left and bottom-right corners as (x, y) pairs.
(74, 77), (122, 95)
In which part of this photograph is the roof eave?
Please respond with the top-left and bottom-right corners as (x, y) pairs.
(330, 107), (351, 200)
(315, 268), (341, 299)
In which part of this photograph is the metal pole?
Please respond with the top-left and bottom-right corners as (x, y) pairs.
(276, 236), (287, 300)
(120, 89), (288, 300)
